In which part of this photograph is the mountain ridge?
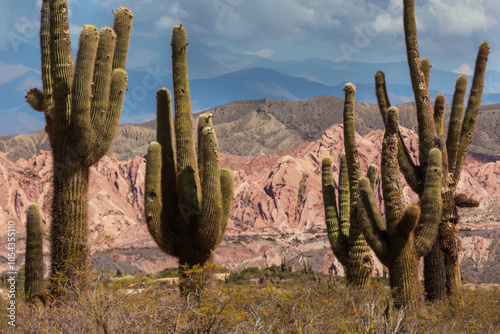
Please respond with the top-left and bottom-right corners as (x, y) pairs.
(2, 96), (500, 161)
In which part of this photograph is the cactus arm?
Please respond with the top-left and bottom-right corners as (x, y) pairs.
(50, 0), (75, 132)
(196, 126), (223, 253)
(70, 25), (99, 151)
(366, 164), (378, 192)
(433, 94), (450, 187)
(453, 42), (490, 185)
(90, 27), (116, 130)
(40, 0), (52, 110)
(375, 71), (391, 123)
(25, 203), (44, 301)
(375, 71), (422, 194)
(322, 156), (348, 266)
(343, 83), (361, 182)
(397, 204), (420, 236)
(357, 177), (390, 266)
(421, 59), (431, 89)
(155, 88), (180, 233)
(446, 75), (467, 174)
(145, 142), (179, 256)
(415, 148), (443, 257)
(433, 94), (446, 138)
(112, 7), (133, 70)
(197, 114), (213, 184)
(216, 168), (234, 246)
(86, 69), (128, 165)
(454, 193), (480, 208)
(26, 89), (45, 112)
(343, 83), (373, 285)
(403, 0), (437, 173)
(338, 153), (350, 238)
(172, 25), (201, 217)
(365, 163), (385, 232)
(382, 107), (406, 233)
(87, 11), (133, 165)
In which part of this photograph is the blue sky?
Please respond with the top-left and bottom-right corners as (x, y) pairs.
(1, 0), (499, 71)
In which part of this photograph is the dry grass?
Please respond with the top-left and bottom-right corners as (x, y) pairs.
(1, 266), (499, 333)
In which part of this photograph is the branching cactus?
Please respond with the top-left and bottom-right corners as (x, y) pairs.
(25, 203), (44, 301)
(145, 26), (233, 289)
(374, 0), (489, 300)
(25, 0), (133, 292)
(357, 107), (442, 309)
(321, 83), (375, 287)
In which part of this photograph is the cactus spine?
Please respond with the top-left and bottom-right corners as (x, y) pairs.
(357, 107), (442, 309)
(321, 83), (374, 287)
(145, 26), (234, 288)
(25, 203), (44, 301)
(25, 0), (133, 293)
(374, 0), (489, 300)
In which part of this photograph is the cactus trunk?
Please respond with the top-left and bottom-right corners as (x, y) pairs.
(388, 234), (419, 309)
(49, 166), (89, 289)
(25, 204), (44, 301)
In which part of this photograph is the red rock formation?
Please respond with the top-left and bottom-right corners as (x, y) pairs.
(0, 126), (498, 282)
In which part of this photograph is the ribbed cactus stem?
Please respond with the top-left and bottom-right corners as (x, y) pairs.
(453, 42), (490, 185)
(26, 0), (133, 294)
(421, 58), (431, 88)
(172, 25), (201, 220)
(374, 71), (422, 194)
(322, 156), (348, 266)
(446, 75), (467, 174)
(322, 83), (374, 287)
(403, 0), (437, 173)
(366, 164), (378, 192)
(343, 83), (373, 286)
(144, 26), (233, 293)
(433, 94), (446, 138)
(357, 106), (442, 309)
(373, 0), (489, 302)
(25, 203), (44, 301)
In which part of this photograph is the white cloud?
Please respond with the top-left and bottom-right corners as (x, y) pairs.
(427, 0), (497, 36)
(0, 62), (36, 86)
(16, 76), (42, 92)
(452, 63), (474, 76)
(244, 49), (276, 58)
(126, 48), (159, 69)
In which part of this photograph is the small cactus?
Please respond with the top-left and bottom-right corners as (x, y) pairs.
(25, 203), (44, 301)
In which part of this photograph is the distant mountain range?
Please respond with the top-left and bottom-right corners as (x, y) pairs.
(2, 38), (500, 136)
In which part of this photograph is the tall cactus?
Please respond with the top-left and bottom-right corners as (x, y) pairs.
(374, 0), (489, 300)
(25, 0), (133, 292)
(321, 83), (375, 287)
(357, 107), (442, 309)
(25, 203), (44, 301)
(375, 0), (490, 300)
(145, 26), (234, 288)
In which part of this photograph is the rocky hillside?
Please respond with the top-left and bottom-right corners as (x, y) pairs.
(1, 97), (500, 161)
(1, 126), (499, 282)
